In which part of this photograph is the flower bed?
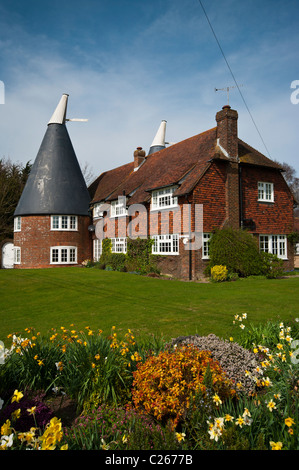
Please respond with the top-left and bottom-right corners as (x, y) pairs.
(0, 316), (298, 450)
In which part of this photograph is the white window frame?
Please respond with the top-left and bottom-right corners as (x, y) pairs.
(51, 215), (78, 231)
(259, 235), (287, 259)
(14, 216), (21, 232)
(93, 239), (102, 261)
(50, 246), (77, 264)
(111, 197), (127, 218)
(202, 233), (211, 259)
(152, 234), (179, 255)
(14, 247), (21, 264)
(151, 186), (178, 211)
(258, 182), (274, 202)
(111, 237), (127, 253)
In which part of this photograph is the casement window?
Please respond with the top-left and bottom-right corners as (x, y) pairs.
(14, 216), (21, 232)
(152, 234), (179, 255)
(258, 182), (274, 202)
(93, 239), (102, 261)
(151, 186), (178, 210)
(111, 197), (127, 217)
(202, 233), (211, 259)
(14, 247), (21, 264)
(51, 215), (78, 231)
(50, 246), (77, 264)
(259, 235), (287, 259)
(111, 237), (127, 253)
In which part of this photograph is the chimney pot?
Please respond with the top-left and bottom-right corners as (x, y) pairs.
(134, 147), (146, 168)
(216, 106), (238, 161)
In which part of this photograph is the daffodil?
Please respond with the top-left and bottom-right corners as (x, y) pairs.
(176, 432), (186, 442)
(27, 406), (37, 416)
(270, 441), (283, 450)
(212, 394), (222, 406)
(11, 390), (23, 403)
(266, 400), (277, 412)
(285, 417), (295, 428)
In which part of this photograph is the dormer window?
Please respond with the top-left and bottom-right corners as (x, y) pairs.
(151, 186), (178, 210)
(258, 182), (274, 202)
(111, 197), (127, 217)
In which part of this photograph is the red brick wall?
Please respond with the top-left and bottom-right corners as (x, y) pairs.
(241, 165), (294, 234)
(14, 215), (92, 269)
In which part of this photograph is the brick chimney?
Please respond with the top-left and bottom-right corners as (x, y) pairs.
(134, 147), (146, 168)
(216, 105), (238, 161)
(216, 105), (240, 229)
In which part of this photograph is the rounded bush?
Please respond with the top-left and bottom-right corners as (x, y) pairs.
(132, 345), (236, 427)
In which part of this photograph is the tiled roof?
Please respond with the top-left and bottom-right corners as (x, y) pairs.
(90, 127), (283, 207)
(238, 139), (282, 169)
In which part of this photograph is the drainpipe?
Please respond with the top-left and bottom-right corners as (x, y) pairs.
(239, 165), (243, 229)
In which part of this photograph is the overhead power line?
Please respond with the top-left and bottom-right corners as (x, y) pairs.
(197, 0), (272, 158)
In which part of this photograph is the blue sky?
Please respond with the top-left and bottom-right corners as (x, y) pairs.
(0, 0), (298, 180)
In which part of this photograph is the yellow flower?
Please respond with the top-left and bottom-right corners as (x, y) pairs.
(122, 434), (128, 444)
(94, 354), (100, 360)
(225, 414), (234, 422)
(285, 417), (295, 428)
(11, 390), (23, 403)
(235, 416), (245, 427)
(1, 419), (11, 436)
(27, 406), (37, 416)
(12, 408), (21, 420)
(267, 400), (277, 412)
(175, 432), (186, 442)
(212, 394), (222, 406)
(60, 444), (68, 450)
(270, 441), (283, 450)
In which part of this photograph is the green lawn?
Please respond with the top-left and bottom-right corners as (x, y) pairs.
(0, 268), (298, 345)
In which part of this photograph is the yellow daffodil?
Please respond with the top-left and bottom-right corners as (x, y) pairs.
(11, 390), (23, 403)
(1, 419), (11, 436)
(270, 441), (283, 450)
(212, 394), (222, 406)
(267, 400), (277, 412)
(27, 406), (36, 416)
(12, 408), (21, 420)
(285, 417), (295, 428)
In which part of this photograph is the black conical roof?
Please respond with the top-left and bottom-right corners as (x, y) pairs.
(14, 98), (90, 217)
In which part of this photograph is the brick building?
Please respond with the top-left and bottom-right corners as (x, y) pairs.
(13, 94), (92, 269)
(13, 95), (295, 278)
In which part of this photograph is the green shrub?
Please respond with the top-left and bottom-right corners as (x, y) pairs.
(207, 228), (266, 277)
(126, 238), (158, 274)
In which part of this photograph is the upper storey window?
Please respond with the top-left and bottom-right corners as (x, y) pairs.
(258, 182), (274, 202)
(151, 186), (178, 210)
(14, 216), (21, 232)
(51, 215), (78, 230)
(111, 197), (127, 217)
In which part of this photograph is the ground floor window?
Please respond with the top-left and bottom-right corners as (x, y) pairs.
(93, 239), (102, 261)
(14, 247), (21, 264)
(202, 233), (211, 259)
(152, 234), (179, 255)
(259, 235), (287, 259)
(50, 246), (77, 264)
(111, 237), (127, 253)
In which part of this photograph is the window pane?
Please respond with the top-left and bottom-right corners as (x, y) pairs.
(69, 248), (76, 262)
(70, 216), (77, 229)
(52, 249), (59, 262)
(61, 249), (68, 262)
(52, 216), (59, 229)
(61, 216), (68, 229)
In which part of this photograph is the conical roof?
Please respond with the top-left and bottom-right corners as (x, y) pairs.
(148, 120), (167, 155)
(14, 94), (90, 216)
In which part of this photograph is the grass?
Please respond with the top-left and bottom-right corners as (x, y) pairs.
(0, 267), (299, 345)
